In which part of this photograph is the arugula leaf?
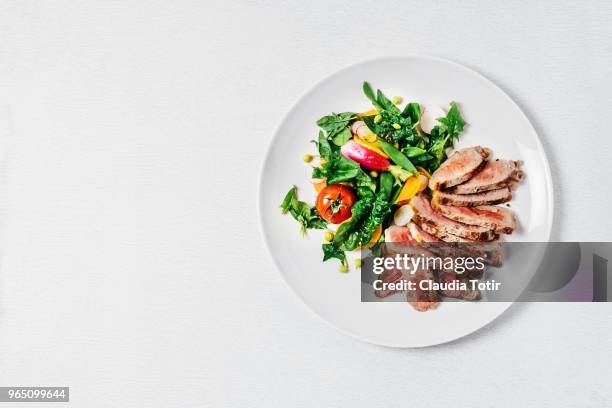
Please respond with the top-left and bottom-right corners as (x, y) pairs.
(423, 102), (467, 172)
(435, 102), (465, 141)
(280, 186), (327, 235)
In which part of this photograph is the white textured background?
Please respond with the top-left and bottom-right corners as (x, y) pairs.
(1, 1), (611, 407)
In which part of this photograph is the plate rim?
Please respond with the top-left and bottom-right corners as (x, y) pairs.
(257, 55), (554, 348)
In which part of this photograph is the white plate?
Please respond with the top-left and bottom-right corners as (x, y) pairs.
(258, 56), (553, 348)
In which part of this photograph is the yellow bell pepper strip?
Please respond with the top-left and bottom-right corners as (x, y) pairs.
(353, 135), (388, 158)
(395, 176), (423, 204)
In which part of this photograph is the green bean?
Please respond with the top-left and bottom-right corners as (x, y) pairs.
(377, 139), (417, 175)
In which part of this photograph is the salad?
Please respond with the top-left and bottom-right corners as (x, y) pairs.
(280, 82), (466, 271)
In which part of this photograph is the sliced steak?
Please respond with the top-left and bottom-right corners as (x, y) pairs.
(374, 267), (405, 298)
(412, 220), (504, 266)
(436, 269), (481, 301)
(405, 267), (439, 312)
(449, 159), (523, 194)
(410, 195), (496, 241)
(432, 203), (517, 234)
(432, 187), (512, 207)
(428, 146), (491, 190)
(408, 222), (442, 243)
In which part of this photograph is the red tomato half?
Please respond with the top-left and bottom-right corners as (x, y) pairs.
(315, 185), (356, 224)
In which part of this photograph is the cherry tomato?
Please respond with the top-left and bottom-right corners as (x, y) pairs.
(315, 184), (356, 224)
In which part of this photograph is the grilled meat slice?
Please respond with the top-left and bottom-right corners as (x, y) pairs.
(449, 159), (523, 194)
(408, 222), (442, 243)
(428, 146), (491, 190)
(436, 269), (481, 301)
(432, 187), (512, 207)
(374, 267), (405, 298)
(405, 267), (439, 312)
(411, 221), (504, 266)
(410, 195), (496, 241)
(432, 203), (517, 234)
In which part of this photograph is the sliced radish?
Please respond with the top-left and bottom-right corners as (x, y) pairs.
(420, 105), (446, 134)
(393, 204), (414, 226)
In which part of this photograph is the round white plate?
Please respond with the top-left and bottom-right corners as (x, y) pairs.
(258, 56), (553, 348)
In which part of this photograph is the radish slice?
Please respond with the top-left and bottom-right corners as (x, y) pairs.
(420, 105), (446, 134)
(340, 140), (389, 171)
(393, 204), (414, 226)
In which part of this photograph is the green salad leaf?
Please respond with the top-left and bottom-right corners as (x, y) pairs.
(332, 191), (392, 251)
(280, 186), (327, 235)
(316, 112), (356, 146)
(361, 82), (423, 147)
(424, 102), (466, 172)
(322, 244), (347, 265)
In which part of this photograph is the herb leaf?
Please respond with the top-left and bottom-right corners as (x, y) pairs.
(436, 102), (465, 141)
(280, 186), (327, 235)
(322, 244), (346, 265)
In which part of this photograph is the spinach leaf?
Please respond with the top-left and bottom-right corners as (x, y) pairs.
(311, 166), (325, 179)
(363, 82), (382, 110)
(332, 191), (392, 251)
(316, 112), (356, 145)
(317, 131), (332, 160)
(376, 89), (400, 114)
(325, 154), (361, 184)
(378, 172), (394, 201)
(280, 186), (327, 235)
(402, 102), (421, 123)
(316, 151), (376, 194)
(359, 193), (393, 245)
(331, 127), (352, 147)
(426, 132), (450, 171)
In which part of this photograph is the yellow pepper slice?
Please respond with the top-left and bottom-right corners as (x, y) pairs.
(395, 176), (421, 204)
(358, 108), (378, 118)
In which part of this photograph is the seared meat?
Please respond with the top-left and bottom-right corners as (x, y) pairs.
(432, 187), (512, 207)
(416, 220), (477, 243)
(436, 269), (481, 301)
(410, 195), (496, 241)
(428, 146), (491, 190)
(408, 222), (442, 243)
(405, 267), (439, 312)
(374, 267), (405, 298)
(432, 203), (517, 234)
(411, 220), (504, 266)
(449, 159), (523, 194)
